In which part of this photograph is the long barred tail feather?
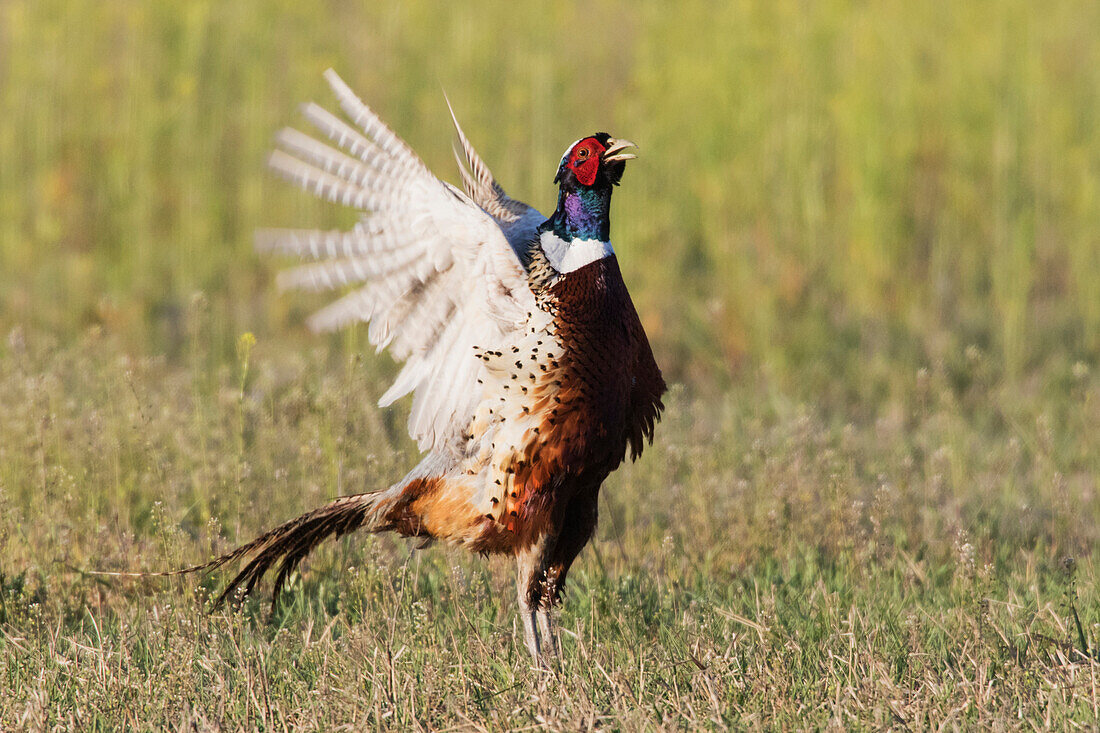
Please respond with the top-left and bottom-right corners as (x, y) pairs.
(87, 490), (398, 611)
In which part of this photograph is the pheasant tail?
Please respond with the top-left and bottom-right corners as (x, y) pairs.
(191, 489), (400, 609)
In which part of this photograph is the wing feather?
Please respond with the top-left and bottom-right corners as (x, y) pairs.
(445, 95), (546, 254)
(254, 221), (415, 261)
(262, 70), (543, 454)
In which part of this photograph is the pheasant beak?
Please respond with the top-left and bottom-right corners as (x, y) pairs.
(602, 138), (638, 163)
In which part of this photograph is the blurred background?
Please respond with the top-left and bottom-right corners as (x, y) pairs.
(4, 0), (1099, 409)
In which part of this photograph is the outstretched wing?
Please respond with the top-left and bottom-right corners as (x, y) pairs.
(445, 97), (545, 257)
(257, 69), (540, 454)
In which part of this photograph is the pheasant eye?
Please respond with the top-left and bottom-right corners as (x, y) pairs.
(575, 147), (590, 161)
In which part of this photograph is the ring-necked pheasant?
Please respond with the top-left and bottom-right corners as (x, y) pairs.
(190, 70), (665, 662)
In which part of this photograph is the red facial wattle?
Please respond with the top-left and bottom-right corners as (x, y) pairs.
(568, 138), (607, 186)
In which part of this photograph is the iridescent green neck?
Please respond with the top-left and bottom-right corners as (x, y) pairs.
(541, 186), (612, 241)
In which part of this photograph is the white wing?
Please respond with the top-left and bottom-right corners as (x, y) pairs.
(258, 69), (541, 454)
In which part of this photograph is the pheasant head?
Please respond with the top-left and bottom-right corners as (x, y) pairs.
(545, 134), (637, 242)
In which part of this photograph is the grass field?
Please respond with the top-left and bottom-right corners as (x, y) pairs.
(3, 0), (1100, 729)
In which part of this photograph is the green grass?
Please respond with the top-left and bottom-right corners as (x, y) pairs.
(3, 0), (1100, 729)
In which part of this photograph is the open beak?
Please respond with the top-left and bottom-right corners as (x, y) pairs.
(602, 138), (638, 163)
